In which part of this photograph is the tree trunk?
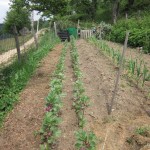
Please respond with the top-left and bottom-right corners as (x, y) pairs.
(13, 25), (21, 63)
(128, 0), (134, 6)
(91, 0), (98, 20)
(112, 0), (120, 24)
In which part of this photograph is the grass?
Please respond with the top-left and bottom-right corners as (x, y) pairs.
(0, 34), (32, 54)
(0, 31), (60, 126)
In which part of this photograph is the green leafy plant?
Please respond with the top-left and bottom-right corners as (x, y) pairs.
(70, 36), (97, 149)
(39, 41), (67, 149)
(135, 126), (150, 137)
(75, 130), (97, 150)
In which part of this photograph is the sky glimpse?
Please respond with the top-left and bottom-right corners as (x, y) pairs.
(0, 0), (41, 23)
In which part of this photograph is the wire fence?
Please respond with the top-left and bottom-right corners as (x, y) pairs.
(0, 33), (32, 54)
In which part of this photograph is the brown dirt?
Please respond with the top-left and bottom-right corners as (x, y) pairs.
(56, 47), (78, 150)
(105, 40), (150, 71)
(0, 44), (62, 150)
(76, 39), (150, 150)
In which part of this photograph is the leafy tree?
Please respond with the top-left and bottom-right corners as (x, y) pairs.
(4, 0), (31, 63)
(4, 0), (30, 33)
(25, 0), (69, 16)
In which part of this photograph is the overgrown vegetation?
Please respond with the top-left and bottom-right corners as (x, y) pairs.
(0, 31), (60, 126)
(39, 42), (67, 149)
(107, 15), (150, 53)
(70, 36), (97, 150)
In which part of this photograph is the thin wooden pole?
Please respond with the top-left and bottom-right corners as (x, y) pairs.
(108, 31), (129, 115)
(36, 19), (39, 39)
(54, 22), (57, 36)
(13, 25), (21, 63)
(31, 11), (38, 49)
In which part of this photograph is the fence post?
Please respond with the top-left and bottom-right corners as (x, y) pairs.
(108, 31), (129, 115)
(31, 11), (38, 49)
(54, 22), (57, 37)
(13, 25), (21, 63)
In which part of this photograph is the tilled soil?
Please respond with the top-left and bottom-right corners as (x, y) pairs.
(0, 39), (150, 150)
(0, 44), (62, 150)
(56, 47), (78, 150)
(105, 40), (150, 71)
(76, 39), (150, 150)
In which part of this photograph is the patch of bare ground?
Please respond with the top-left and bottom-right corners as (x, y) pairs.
(56, 46), (78, 150)
(76, 39), (150, 150)
(0, 44), (62, 150)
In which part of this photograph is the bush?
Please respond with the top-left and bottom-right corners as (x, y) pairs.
(107, 15), (150, 53)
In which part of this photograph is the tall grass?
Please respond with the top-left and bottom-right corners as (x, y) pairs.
(0, 31), (60, 126)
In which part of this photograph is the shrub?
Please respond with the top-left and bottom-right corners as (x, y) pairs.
(107, 15), (150, 53)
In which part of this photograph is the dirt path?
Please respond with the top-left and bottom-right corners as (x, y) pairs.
(105, 40), (150, 70)
(0, 44), (62, 150)
(76, 39), (150, 150)
(57, 47), (78, 150)
(0, 29), (45, 65)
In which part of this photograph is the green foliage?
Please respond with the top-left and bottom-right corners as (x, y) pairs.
(40, 41), (67, 149)
(75, 130), (97, 150)
(4, 0), (30, 33)
(70, 36), (90, 128)
(0, 31), (60, 126)
(25, 0), (69, 17)
(108, 15), (150, 53)
(135, 126), (150, 137)
(70, 36), (97, 149)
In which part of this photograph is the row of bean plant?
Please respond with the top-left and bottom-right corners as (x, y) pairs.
(89, 37), (150, 91)
(39, 42), (68, 150)
(70, 36), (97, 150)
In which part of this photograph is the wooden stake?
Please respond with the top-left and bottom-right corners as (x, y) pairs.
(13, 25), (21, 63)
(31, 11), (38, 49)
(108, 31), (129, 115)
(54, 22), (57, 37)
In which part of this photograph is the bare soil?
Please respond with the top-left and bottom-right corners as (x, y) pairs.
(56, 47), (78, 150)
(0, 44), (62, 150)
(76, 39), (150, 150)
(0, 39), (150, 150)
(105, 40), (150, 70)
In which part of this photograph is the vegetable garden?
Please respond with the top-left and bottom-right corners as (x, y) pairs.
(0, 29), (150, 149)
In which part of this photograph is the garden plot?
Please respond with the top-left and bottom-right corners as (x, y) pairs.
(76, 39), (150, 150)
(0, 38), (150, 150)
(0, 44), (62, 150)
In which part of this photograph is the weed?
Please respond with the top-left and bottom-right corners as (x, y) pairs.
(135, 126), (150, 137)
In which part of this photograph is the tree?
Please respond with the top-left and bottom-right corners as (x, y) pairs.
(112, 0), (120, 24)
(4, 0), (31, 63)
(25, 0), (69, 17)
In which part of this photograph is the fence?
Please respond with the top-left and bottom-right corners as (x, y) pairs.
(0, 33), (32, 54)
(80, 30), (93, 39)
